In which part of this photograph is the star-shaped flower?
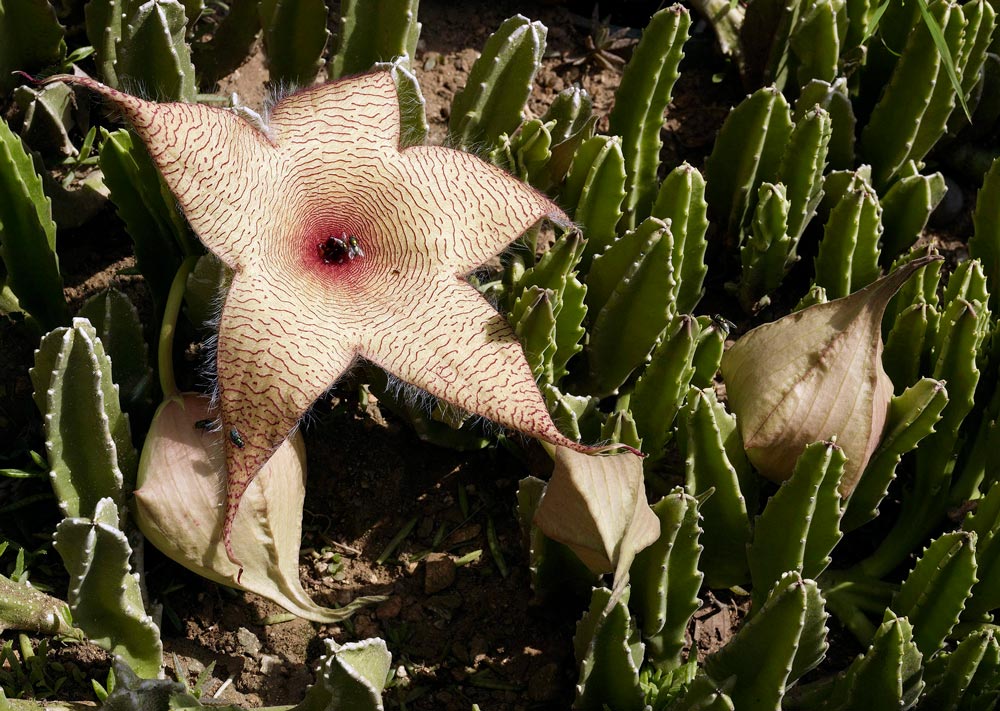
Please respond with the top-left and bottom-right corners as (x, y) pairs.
(51, 71), (635, 564)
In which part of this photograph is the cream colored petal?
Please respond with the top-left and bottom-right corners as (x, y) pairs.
(357, 275), (591, 452)
(269, 71), (401, 157)
(393, 145), (569, 274)
(263, 76), (565, 280)
(215, 270), (359, 555)
(44, 75), (280, 270)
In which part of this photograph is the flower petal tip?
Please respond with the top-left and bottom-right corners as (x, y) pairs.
(545, 205), (573, 230)
(605, 443), (646, 458)
(12, 70), (40, 84)
(572, 441), (646, 458)
(223, 529), (245, 581)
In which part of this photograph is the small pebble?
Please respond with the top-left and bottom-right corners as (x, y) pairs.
(236, 627), (261, 657)
(376, 596), (403, 620)
(423, 552), (457, 594)
(260, 654), (282, 675)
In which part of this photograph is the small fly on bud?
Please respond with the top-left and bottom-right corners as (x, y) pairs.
(194, 419), (213, 430)
(229, 427), (246, 449)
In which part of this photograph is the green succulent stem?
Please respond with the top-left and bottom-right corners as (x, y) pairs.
(823, 592), (877, 646)
(821, 570), (897, 614)
(821, 570), (899, 647)
(157, 255), (198, 399)
(856, 498), (942, 581)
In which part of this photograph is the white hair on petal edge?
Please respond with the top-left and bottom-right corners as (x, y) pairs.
(382, 371), (437, 416)
(262, 79), (299, 122)
(118, 76), (156, 102)
(379, 371), (502, 440)
(198, 258), (230, 416)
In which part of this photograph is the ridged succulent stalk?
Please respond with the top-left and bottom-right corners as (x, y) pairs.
(0, 115), (68, 330)
(970, 155), (1000, 311)
(30, 318), (159, 677)
(794, 78), (856, 170)
(748, 440), (845, 610)
(677, 387), (754, 589)
(629, 488), (703, 670)
(566, 135), (627, 271)
(574, 587), (645, 711)
(584, 217), (676, 396)
(372, 58), (428, 147)
(780, 106), (832, 246)
(540, 86), (596, 188)
(920, 628), (1000, 710)
(491, 118), (555, 189)
(649, 162), (709, 313)
(789, 0), (841, 88)
(259, 0), (329, 87)
(30, 318), (138, 518)
(329, 0), (421, 79)
(99, 129), (197, 324)
(449, 15), (545, 150)
(85, 0), (197, 101)
(786, 613), (924, 710)
(703, 573), (829, 710)
(890, 531), (978, 657)
(738, 0), (801, 90)
(882, 249), (943, 391)
(78, 288), (155, 425)
(0, 0), (65, 93)
(53, 498), (163, 678)
(739, 181), (793, 312)
(516, 476), (597, 604)
(860, 0), (989, 190)
(84, 0), (125, 87)
(608, 5), (690, 230)
(841, 378), (948, 532)
(118, 0), (197, 101)
(879, 171), (947, 262)
(861, 260), (992, 578)
(705, 85), (792, 244)
(629, 314), (701, 462)
(506, 232), (587, 386)
(813, 171), (882, 299)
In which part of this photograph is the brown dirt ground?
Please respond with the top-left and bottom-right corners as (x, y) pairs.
(0, 1), (752, 708)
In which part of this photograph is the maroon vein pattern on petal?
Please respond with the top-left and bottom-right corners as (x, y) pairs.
(50, 77), (280, 270)
(396, 146), (570, 274)
(216, 270), (359, 542)
(268, 72), (401, 157)
(358, 275), (588, 452)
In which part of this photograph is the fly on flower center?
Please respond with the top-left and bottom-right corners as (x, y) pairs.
(296, 216), (376, 290)
(317, 233), (365, 265)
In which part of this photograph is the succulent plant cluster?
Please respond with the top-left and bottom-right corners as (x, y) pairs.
(2, 0), (1000, 709)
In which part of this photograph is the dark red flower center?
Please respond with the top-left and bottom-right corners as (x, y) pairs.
(317, 233), (364, 264)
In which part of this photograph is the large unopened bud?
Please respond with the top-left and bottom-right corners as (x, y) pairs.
(134, 394), (373, 622)
(721, 257), (938, 496)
